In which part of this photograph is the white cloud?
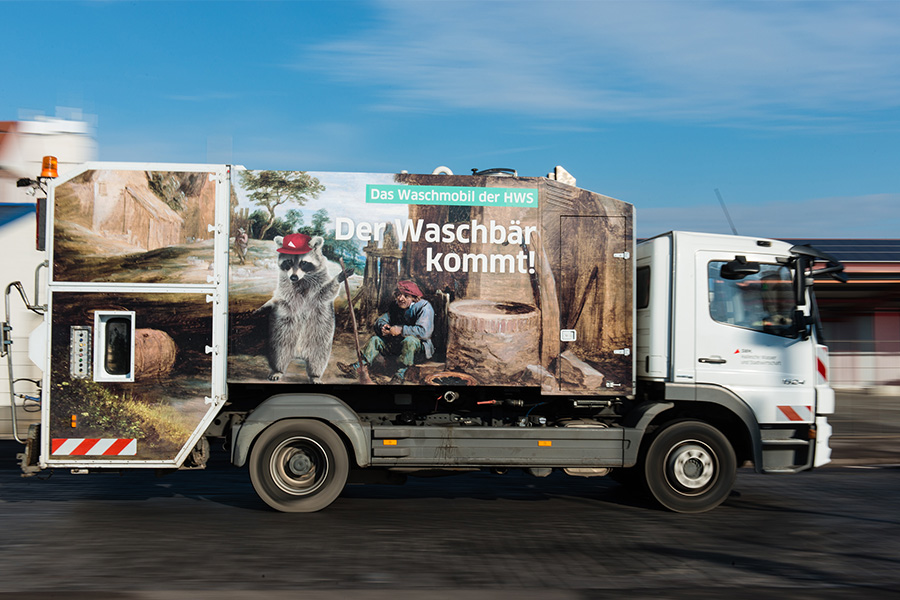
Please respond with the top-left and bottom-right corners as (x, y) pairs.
(298, 1), (900, 126)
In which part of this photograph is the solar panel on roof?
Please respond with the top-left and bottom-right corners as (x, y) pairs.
(781, 239), (900, 262)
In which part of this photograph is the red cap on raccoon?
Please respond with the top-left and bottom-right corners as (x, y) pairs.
(278, 233), (312, 255)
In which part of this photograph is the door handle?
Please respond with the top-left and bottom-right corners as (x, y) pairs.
(698, 357), (727, 364)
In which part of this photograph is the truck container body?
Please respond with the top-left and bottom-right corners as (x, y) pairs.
(3, 162), (843, 513)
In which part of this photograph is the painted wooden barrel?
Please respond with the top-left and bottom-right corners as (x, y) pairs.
(134, 329), (177, 379)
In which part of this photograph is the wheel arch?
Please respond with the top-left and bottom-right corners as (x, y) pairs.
(231, 393), (370, 469)
(631, 383), (762, 470)
(658, 383), (761, 469)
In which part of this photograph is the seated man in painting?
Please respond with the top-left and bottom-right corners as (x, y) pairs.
(339, 280), (434, 384)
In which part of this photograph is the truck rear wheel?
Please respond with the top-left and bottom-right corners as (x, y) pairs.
(249, 419), (349, 513)
(644, 420), (736, 514)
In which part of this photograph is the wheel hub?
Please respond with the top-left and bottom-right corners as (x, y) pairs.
(270, 436), (329, 496)
(288, 452), (314, 476)
(667, 441), (715, 492)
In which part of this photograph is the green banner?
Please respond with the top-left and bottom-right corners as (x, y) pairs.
(366, 184), (538, 207)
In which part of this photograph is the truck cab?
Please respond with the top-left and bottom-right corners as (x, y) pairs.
(637, 231), (841, 476)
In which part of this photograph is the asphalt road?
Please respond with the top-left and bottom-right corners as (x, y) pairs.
(1, 444), (898, 599)
(1, 390), (898, 599)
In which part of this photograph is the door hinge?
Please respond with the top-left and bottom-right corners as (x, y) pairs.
(613, 251), (631, 260)
(614, 348), (631, 356)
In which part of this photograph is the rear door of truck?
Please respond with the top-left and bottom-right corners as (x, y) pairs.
(43, 164), (229, 469)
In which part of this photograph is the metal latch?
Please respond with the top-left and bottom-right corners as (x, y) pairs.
(613, 252), (630, 260)
(614, 348), (631, 356)
(1, 322), (11, 357)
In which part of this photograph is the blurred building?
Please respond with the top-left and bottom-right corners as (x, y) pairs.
(784, 239), (900, 389)
(0, 118), (96, 201)
(0, 117), (96, 439)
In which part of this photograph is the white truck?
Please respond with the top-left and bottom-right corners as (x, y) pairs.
(2, 161), (845, 513)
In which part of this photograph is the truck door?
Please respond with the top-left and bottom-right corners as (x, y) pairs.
(694, 251), (815, 424)
(557, 215), (632, 394)
(43, 165), (229, 468)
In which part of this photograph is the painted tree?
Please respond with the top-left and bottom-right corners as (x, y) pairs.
(238, 170), (324, 240)
(284, 208), (304, 232)
(311, 207), (330, 236)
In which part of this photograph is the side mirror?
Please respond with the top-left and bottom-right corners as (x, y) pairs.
(793, 309), (812, 340)
(721, 255), (760, 280)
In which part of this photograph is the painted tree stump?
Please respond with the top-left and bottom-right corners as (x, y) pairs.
(445, 300), (539, 384)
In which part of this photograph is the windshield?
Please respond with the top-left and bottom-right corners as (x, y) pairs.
(788, 243), (846, 344)
(808, 286), (828, 343)
(708, 262), (797, 338)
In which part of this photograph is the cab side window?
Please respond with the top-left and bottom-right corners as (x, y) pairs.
(708, 262), (795, 337)
(636, 266), (650, 309)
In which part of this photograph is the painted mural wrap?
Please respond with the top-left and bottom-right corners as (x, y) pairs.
(52, 169), (217, 283)
(46, 167), (632, 462)
(49, 169), (218, 461)
(48, 292), (213, 460)
(228, 171), (633, 393)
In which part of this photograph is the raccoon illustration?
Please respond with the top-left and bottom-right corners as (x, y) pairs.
(259, 233), (351, 382)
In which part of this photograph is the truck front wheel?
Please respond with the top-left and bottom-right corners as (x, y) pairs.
(644, 420), (736, 514)
(249, 419), (349, 513)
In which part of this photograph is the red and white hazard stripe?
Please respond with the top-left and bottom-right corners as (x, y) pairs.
(776, 405), (813, 422)
(51, 438), (137, 456)
(816, 344), (829, 386)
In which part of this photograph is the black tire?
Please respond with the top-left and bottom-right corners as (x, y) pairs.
(643, 420), (736, 514)
(249, 419), (349, 513)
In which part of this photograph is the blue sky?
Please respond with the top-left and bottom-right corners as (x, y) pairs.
(3, 0), (898, 238)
